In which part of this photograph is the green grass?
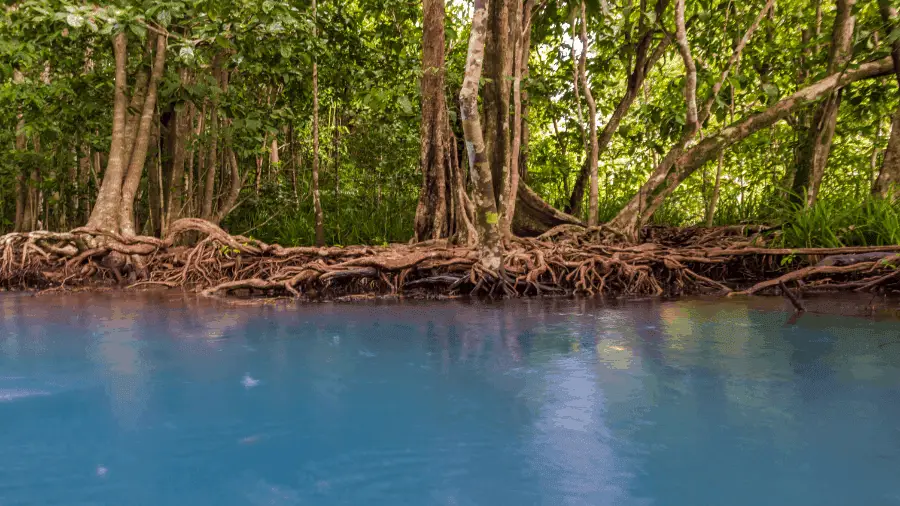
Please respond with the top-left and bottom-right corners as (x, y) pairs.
(771, 195), (900, 248)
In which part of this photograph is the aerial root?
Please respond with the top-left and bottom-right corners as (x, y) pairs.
(2, 220), (900, 300)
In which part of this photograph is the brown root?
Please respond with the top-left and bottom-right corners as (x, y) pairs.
(2, 219), (900, 301)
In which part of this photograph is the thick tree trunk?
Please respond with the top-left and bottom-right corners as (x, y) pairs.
(414, 0), (454, 241)
(791, 0), (855, 206)
(460, 0), (502, 269)
(86, 32), (129, 232)
(873, 0), (900, 198)
(578, 1), (600, 226)
(482, 0), (511, 212)
(608, 56), (894, 236)
(312, 0), (326, 246)
(567, 0), (671, 215)
(120, 34), (167, 236)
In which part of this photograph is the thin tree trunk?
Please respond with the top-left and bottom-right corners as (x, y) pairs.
(119, 34), (167, 236)
(570, 20), (587, 157)
(567, 0), (671, 215)
(165, 102), (190, 231)
(502, 0), (534, 238)
(705, 150), (725, 227)
(147, 118), (164, 237)
(578, 1), (600, 226)
(13, 69), (27, 232)
(608, 0), (776, 236)
(86, 32), (129, 232)
(460, 0), (501, 269)
(312, 0), (325, 246)
(289, 125), (300, 206)
(201, 62), (222, 221)
(874, 0), (900, 198)
(792, 0), (856, 206)
(875, 111), (900, 196)
(213, 148), (242, 224)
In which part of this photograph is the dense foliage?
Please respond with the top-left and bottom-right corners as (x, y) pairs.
(2, 0), (899, 249)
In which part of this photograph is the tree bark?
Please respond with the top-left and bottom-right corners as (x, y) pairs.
(608, 56), (894, 236)
(312, 0), (326, 246)
(705, 150), (725, 227)
(201, 55), (223, 221)
(578, 1), (600, 226)
(460, 0), (502, 269)
(791, 0), (856, 206)
(13, 69), (27, 232)
(213, 148), (242, 224)
(874, 0), (900, 198)
(414, 0), (454, 241)
(165, 99), (190, 231)
(502, 0), (535, 238)
(482, 0), (511, 212)
(86, 32), (129, 232)
(874, 111), (900, 197)
(120, 34), (167, 236)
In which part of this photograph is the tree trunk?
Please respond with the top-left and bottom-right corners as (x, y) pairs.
(312, 0), (326, 246)
(705, 150), (725, 227)
(873, 0), (900, 198)
(119, 34), (167, 236)
(578, 1), (600, 226)
(482, 0), (511, 213)
(608, 56), (894, 236)
(13, 69), (27, 232)
(147, 119), (164, 237)
(502, 0), (535, 238)
(213, 147), (242, 224)
(874, 111), (900, 197)
(460, 0), (502, 269)
(567, 0), (671, 215)
(791, 0), (856, 206)
(86, 32), (129, 232)
(165, 102), (190, 231)
(201, 57), (223, 221)
(414, 0), (454, 241)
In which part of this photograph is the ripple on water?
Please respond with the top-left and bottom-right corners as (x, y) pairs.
(0, 389), (50, 402)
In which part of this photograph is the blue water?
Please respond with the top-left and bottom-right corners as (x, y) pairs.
(1, 294), (899, 506)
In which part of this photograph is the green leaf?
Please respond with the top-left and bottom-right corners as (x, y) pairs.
(129, 23), (147, 39)
(398, 95), (413, 115)
(156, 10), (171, 27)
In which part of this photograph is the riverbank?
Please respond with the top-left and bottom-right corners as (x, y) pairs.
(1, 219), (899, 302)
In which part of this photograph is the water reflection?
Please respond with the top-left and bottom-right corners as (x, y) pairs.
(0, 294), (899, 505)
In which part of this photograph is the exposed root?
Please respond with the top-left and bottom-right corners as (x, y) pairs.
(2, 219), (900, 300)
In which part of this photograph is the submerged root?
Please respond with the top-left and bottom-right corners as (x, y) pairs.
(2, 219), (900, 300)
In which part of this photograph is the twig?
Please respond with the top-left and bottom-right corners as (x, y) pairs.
(778, 280), (805, 312)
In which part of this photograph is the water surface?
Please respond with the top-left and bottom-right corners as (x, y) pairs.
(1, 294), (899, 505)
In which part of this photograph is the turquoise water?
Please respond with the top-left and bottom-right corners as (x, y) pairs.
(1, 294), (899, 505)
